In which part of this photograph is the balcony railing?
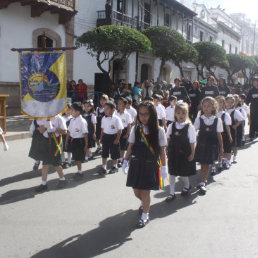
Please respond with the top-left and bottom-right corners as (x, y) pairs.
(97, 10), (150, 31)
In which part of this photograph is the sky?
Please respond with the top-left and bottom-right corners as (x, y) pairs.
(185, 0), (258, 22)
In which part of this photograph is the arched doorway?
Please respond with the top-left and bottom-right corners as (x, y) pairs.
(141, 64), (152, 83)
(37, 35), (53, 48)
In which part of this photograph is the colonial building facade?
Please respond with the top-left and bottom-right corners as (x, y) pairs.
(0, 0), (77, 115)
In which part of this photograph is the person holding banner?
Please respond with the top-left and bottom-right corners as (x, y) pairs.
(122, 101), (168, 228)
(166, 102), (196, 202)
(35, 115), (67, 192)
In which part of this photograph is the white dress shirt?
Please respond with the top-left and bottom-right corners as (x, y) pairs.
(166, 105), (175, 122)
(43, 115), (67, 138)
(218, 111), (232, 126)
(166, 122), (196, 143)
(225, 109), (244, 122)
(194, 115), (223, 132)
(83, 113), (97, 124)
(128, 125), (168, 147)
(115, 110), (132, 128)
(101, 114), (124, 134)
(156, 104), (166, 120)
(126, 106), (137, 121)
(29, 120), (48, 133)
(68, 115), (88, 138)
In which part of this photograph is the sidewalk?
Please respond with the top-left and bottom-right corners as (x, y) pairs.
(4, 115), (32, 141)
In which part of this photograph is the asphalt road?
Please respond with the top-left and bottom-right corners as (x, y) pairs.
(1, 137), (258, 258)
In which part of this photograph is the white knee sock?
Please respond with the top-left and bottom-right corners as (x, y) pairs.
(169, 175), (176, 195)
(67, 153), (72, 164)
(181, 176), (190, 189)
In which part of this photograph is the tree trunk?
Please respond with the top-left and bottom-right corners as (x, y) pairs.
(158, 59), (166, 82)
(176, 62), (184, 78)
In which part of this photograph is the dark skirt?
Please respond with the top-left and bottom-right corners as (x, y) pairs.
(126, 157), (160, 190)
(88, 133), (96, 149)
(71, 138), (85, 162)
(29, 131), (45, 161)
(222, 132), (232, 153)
(96, 124), (102, 140)
(41, 137), (62, 166)
(62, 134), (72, 152)
(119, 128), (128, 151)
(195, 141), (219, 165)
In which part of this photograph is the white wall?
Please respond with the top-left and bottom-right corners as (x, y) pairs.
(0, 3), (66, 82)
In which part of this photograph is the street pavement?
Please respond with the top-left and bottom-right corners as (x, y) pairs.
(1, 137), (258, 258)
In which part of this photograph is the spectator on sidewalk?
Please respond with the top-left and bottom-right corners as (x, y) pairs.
(142, 80), (154, 100)
(132, 82), (142, 103)
(105, 0), (112, 24)
(76, 79), (88, 103)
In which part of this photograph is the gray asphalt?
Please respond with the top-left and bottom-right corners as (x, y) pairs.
(1, 137), (258, 258)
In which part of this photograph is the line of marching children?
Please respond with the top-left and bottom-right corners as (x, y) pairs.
(28, 77), (258, 229)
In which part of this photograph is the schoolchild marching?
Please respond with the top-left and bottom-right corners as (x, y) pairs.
(194, 97), (223, 194)
(98, 101), (123, 175)
(123, 101), (168, 228)
(165, 95), (177, 127)
(66, 103), (88, 180)
(83, 99), (97, 161)
(165, 102), (196, 201)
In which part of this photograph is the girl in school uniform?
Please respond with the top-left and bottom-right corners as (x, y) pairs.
(165, 102), (196, 201)
(95, 94), (109, 154)
(165, 95), (177, 127)
(125, 97), (137, 124)
(29, 119), (46, 172)
(153, 94), (167, 131)
(234, 95), (247, 146)
(66, 103), (88, 180)
(116, 97), (132, 167)
(83, 99), (97, 161)
(216, 96), (233, 170)
(35, 115), (67, 192)
(225, 95), (244, 164)
(0, 126), (8, 151)
(122, 101), (168, 228)
(61, 104), (73, 168)
(194, 97), (224, 195)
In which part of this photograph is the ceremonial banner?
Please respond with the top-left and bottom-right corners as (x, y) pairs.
(20, 51), (67, 119)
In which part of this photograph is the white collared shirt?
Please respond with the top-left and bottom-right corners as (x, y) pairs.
(128, 125), (167, 147)
(126, 106), (137, 121)
(82, 113), (97, 124)
(96, 107), (105, 117)
(101, 114), (124, 134)
(225, 109), (244, 122)
(29, 120), (48, 133)
(115, 110), (132, 128)
(156, 103), (166, 120)
(43, 115), (67, 138)
(194, 115), (223, 132)
(0, 127), (3, 135)
(166, 105), (175, 122)
(218, 111), (232, 126)
(241, 103), (250, 116)
(166, 122), (196, 143)
(68, 115), (88, 138)
(236, 107), (247, 120)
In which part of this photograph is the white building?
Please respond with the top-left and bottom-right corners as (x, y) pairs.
(74, 0), (197, 88)
(0, 0), (76, 115)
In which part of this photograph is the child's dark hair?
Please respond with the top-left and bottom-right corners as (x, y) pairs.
(136, 101), (159, 158)
(83, 99), (95, 114)
(126, 97), (132, 104)
(118, 97), (128, 105)
(72, 102), (83, 114)
(100, 94), (109, 101)
(240, 94), (246, 100)
(105, 101), (116, 109)
(168, 95), (177, 102)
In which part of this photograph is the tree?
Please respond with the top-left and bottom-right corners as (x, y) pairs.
(193, 41), (228, 80)
(171, 42), (198, 78)
(226, 54), (257, 85)
(144, 26), (186, 80)
(250, 56), (258, 83)
(76, 25), (151, 82)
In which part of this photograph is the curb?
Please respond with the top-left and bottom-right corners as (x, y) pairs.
(5, 132), (32, 142)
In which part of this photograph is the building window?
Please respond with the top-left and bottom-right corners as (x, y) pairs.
(200, 31), (203, 41)
(37, 35), (53, 48)
(229, 44), (232, 54)
(222, 40), (225, 48)
(187, 24), (191, 41)
(117, 0), (126, 13)
(165, 13), (171, 27)
(235, 47), (238, 54)
(210, 36), (213, 42)
(144, 2), (151, 27)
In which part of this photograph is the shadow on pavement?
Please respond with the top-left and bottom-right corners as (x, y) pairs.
(0, 166), (105, 205)
(31, 191), (199, 258)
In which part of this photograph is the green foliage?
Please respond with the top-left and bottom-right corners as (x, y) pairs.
(172, 42), (198, 64)
(193, 41), (229, 69)
(77, 25), (151, 57)
(143, 26), (186, 63)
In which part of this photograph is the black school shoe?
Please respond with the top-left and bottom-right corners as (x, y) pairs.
(137, 218), (149, 228)
(73, 173), (84, 180)
(33, 164), (40, 172)
(109, 167), (119, 174)
(98, 167), (107, 175)
(117, 160), (123, 168)
(181, 186), (192, 196)
(35, 184), (48, 193)
(197, 184), (207, 195)
(165, 194), (176, 202)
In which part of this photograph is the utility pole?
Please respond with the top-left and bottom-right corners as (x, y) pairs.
(135, 0), (140, 82)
